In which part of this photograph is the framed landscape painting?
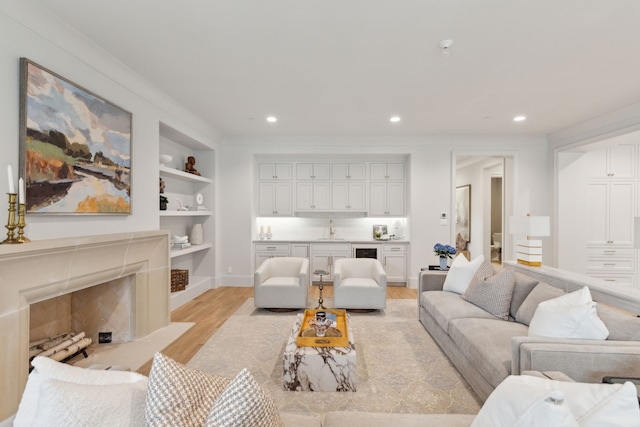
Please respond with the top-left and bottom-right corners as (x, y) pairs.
(19, 58), (132, 214)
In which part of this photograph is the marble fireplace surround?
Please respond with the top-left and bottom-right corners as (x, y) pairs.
(0, 230), (171, 420)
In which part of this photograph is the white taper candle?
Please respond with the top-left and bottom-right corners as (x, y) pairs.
(7, 164), (15, 193)
(19, 178), (24, 204)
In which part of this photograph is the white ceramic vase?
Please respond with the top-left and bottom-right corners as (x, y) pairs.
(190, 224), (204, 245)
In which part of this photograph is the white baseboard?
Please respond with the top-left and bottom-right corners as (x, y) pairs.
(170, 276), (211, 310)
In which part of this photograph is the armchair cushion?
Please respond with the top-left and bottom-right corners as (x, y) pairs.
(333, 258), (387, 310)
(254, 257), (309, 309)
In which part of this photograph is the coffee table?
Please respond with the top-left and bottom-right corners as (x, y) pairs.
(282, 312), (356, 392)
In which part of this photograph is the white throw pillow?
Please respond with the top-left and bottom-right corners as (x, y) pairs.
(471, 376), (578, 427)
(442, 254), (485, 294)
(528, 286), (609, 340)
(473, 375), (640, 427)
(32, 379), (147, 427)
(14, 356), (148, 427)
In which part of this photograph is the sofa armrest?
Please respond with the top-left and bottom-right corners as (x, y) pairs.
(418, 270), (447, 293)
(512, 336), (640, 383)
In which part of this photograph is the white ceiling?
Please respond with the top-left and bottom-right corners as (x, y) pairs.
(35, 0), (640, 138)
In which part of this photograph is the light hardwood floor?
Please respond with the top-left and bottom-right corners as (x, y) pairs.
(137, 285), (417, 375)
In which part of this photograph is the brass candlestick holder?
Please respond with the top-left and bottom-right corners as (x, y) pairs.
(314, 270), (328, 309)
(2, 193), (19, 244)
(17, 203), (30, 243)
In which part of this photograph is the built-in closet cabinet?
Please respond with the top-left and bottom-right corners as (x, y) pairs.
(370, 182), (405, 216)
(582, 143), (636, 286)
(370, 163), (405, 180)
(158, 122), (215, 309)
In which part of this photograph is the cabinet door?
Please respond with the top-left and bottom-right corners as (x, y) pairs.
(291, 244), (309, 258)
(609, 144), (635, 178)
(313, 182), (331, 210)
(369, 182), (387, 216)
(386, 163), (405, 180)
(383, 253), (407, 283)
(370, 163), (388, 180)
(331, 182), (349, 210)
(386, 182), (405, 216)
(586, 182), (608, 245)
(258, 182), (277, 215)
(274, 182), (292, 215)
(347, 182), (366, 210)
(274, 163), (292, 180)
(296, 163), (314, 180)
(348, 163), (366, 180)
(609, 181), (633, 244)
(313, 163), (331, 180)
(331, 164), (349, 180)
(296, 182), (314, 210)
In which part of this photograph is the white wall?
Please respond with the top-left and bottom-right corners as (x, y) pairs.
(219, 136), (549, 287)
(0, 2), (220, 241)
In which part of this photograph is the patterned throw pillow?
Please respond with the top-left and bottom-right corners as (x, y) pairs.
(462, 267), (516, 320)
(468, 260), (494, 288)
(205, 368), (283, 427)
(145, 352), (231, 427)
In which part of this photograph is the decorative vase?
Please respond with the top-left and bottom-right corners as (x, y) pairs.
(190, 224), (204, 245)
(439, 256), (448, 270)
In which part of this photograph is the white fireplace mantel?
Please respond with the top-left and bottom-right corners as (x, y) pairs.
(0, 230), (171, 421)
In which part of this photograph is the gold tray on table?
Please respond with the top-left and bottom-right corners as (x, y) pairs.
(296, 309), (349, 347)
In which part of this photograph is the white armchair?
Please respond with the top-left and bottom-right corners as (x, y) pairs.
(254, 257), (309, 309)
(333, 258), (387, 310)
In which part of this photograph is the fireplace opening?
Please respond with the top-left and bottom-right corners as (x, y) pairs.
(29, 276), (134, 364)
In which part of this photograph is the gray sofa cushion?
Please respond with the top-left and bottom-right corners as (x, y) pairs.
(596, 304), (640, 341)
(421, 291), (497, 333)
(462, 268), (515, 320)
(514, 282), (564, 325)
(448, 318), (529, 388)
(510, 273), (539, 318)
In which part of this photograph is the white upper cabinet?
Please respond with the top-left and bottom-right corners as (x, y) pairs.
(370, 163), (405, 180)
(331, 163), (366, 180)
(259, 163), (292, 180)
(331, 182), (366, 211)
(585, 144), (635, 179)
(370, 182), (405, 216)
(259, 182), (292, 216)
(296, 163), (330, 180)
(296, 182), (331, 211)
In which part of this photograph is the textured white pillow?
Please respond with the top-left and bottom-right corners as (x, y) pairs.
(32, 379), (147, 427)
(471, 375), (578, 427)
(205, 368), (283, 427)
(442, 254), (485, 294)
(528, 286), (609, 340)
(14, 356), (147, 427)
(473, 375), (640, 427)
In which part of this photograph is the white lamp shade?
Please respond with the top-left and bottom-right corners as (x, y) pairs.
(509, 215), (550, 238)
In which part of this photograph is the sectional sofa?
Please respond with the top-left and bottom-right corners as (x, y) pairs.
(418, 260), (640, 402)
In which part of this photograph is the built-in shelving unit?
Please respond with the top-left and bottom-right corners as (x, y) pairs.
(159, 122), (215, 310)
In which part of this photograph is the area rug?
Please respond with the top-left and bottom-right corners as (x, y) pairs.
(187, 299), (481, 418)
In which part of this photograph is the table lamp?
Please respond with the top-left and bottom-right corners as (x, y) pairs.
(509, 214), (550, 266)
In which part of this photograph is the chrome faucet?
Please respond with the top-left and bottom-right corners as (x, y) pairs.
(329, 220), (336, 239)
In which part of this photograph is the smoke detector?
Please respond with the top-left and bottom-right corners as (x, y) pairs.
(438, 39), (454, 56)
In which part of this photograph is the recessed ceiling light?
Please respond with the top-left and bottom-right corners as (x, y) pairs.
(266, 116), (277, 123)
(390, 116), (401, 123)
(513, 115), (526, 122)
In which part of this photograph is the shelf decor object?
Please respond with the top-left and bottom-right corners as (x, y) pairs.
(19, 58), (132, 214)
(509, 214), (550, 266)
(190, 223), (204, 245)
(2, 193), (19, 244)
